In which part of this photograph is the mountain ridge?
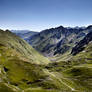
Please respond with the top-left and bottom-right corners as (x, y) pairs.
(11, 30), (38, 41)
(25, 25), (92, 57)
(0, 28), (92, 92)
(71, 31), (92, 55)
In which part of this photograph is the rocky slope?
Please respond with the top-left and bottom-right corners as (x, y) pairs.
(71, 31), (92, 55)
(27, 25), (92, 57)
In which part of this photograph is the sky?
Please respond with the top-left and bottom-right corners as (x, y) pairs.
(0, 0), (92, 31)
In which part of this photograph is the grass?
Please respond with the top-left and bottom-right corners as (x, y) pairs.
(0, 29), (50, 65)
(45, 42), (92, 92)
(0, 30), (51, 91)
(63, 64), (92, 91)
(0, 29), (92, 92)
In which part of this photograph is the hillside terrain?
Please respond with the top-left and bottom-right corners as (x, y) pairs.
(0, 29), (59, 92)
(45, 31), (92, 92)
(0, 28), (92, 92)
(71, 31), (92, 55)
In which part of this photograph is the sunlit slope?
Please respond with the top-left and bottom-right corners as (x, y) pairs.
(0, 29), (50, 64)
(0, 43), (72, 92)
(63, 33), (92, 91)
(0, 30), (60, 92)
(0, 29), (92, 92)
(0, 45), (51, 92)
(45, 41), (92, 92)
(0, 29), (68, 92)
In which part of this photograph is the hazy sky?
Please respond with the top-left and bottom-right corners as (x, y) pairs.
(0, 0), (92, 31)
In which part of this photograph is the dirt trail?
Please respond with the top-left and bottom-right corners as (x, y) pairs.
(44, 69), (77, 91)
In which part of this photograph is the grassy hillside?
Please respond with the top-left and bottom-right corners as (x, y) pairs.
(45, 41), (92, 92)
(0, 29), (92, 92)
(0, 29), (49, 65)
(0, 29), (72, 92)
(62, 42), (92, 91)
(0, 45), (76, 92)
(0, 45), (56, 92)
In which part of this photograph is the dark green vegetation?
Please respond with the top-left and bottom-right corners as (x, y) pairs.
(0, 28), (92, 92)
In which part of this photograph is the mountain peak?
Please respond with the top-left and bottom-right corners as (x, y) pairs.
(86, 25), (92, 29)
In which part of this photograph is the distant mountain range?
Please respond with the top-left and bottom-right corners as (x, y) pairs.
(11, 30), (31, 33)
(11, 30), (38, 40)
(18, 25), (92, 57)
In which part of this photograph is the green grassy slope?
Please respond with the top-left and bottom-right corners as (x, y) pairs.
(0, 30), (51, 92)
(0, 29), (69, 92)
(45, 42), (92, 92)
(0, 41), (71, 92)
(0, 29), (50, 65)
(0, 29), (92, 92)
(0, 45), (48, 92)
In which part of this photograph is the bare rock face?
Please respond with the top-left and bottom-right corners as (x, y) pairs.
(71, 31), (92, 55)
(26, 25), (92, 56)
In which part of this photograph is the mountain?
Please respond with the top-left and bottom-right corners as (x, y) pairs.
(11, 30), (30, 34)
(0, 29), (49, 65)
(71, 31), (92, 55)
(27, 25), (92, 57)
(0, 28), (92, 92)
(0, 29), (81, 92)
(11, 30), (38, 40)
(0, 29), (60, 92)
(45, 32), (92, 92)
